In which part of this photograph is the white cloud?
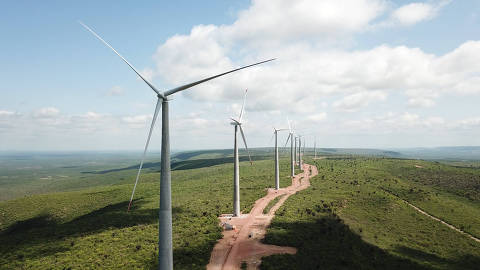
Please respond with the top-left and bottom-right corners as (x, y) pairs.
(333, 91), (387, 112)
(0, 110), (15, 116)
(151, 10), (480, 113)
(388, 1), (450, 26)
(307, 112), (327, 122)
(341, 112), (446, 133)
(408, 97), (435, 108)
(391, 3), (435, 26)
(457, 117), (480, 128)
(228, 0), (386, 44)
(122, 115), (152, 125)
(4, 0), (479, 150)
(138, 0), (480, 149)
(33, 107), (60, 118)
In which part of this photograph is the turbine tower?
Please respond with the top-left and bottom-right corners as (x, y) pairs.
(273, 127), (288, 190)
(80, 22), (274, 270)
(294, 136), (298, 166)
(314, 136), (317, 159)
(284, 119), (295, 177)
(230, 89), (252, 217)
(298, 135), (303, 168)
(303, 137), (306, 162)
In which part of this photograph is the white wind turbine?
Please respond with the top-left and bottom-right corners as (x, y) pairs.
(230, 89), (252, 217)
(294, 136), (298, 166)
(298, 135), (303, 168)
(302, 137), (306, 163)
(283, 119), (295, 177)
(79, 22), (274, 270)
(272, 127), (288, 190)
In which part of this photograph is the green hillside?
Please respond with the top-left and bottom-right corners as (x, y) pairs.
(0, 158), (292, 269)
(1, 152), (480, 269)
(261, 157), (480, 270)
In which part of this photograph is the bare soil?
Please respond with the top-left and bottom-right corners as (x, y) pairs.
(207, 163), (318, 270)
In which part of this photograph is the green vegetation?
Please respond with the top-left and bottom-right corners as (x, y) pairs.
(0, 156), (291, 269)
(261, 157), (480, 270)
(2, 151), (480, 269)
(263, 194), (286, 214)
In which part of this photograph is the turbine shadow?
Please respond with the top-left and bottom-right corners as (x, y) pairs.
(0, 199), (162, 261)
(261, 215), (432, 270)
(81, 156), (271, 174)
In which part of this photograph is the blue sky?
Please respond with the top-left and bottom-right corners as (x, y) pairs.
(1, 0), (480, 151)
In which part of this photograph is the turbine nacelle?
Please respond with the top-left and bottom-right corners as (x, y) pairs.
(230, 118), (242, 126)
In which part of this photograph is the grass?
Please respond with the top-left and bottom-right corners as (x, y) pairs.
(0, 157), (292, 269)
(261, 157), (480, 270)
(263, 194), (286, 214)
(2, 152), (480, 269)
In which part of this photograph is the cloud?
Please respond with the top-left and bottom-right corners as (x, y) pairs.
(33, 107), (60, 118)
(387, 1), (450, 26)
(0, 110), (15, 116)
(228, 0), (386, 44)
(341, 112), (446, 133)
(3, 0), (479, 150)
(307, 112), (327, 122)
(407, 97), (435, 108)
(333, 91), (387, 112)
(107, 85), (124, 96)
(457, 117), (480, 129)
(391, 3), (435, 26)
(148, 0), (479, 114)
(122, 114), (152, 126)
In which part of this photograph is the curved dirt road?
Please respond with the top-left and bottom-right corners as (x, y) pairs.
(207, 163), (318, 270)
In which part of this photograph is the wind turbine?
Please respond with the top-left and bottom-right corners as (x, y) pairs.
(294, 136), (298, 166)
(284, 119), (295, 177)
(303, 137), (306, 162)
(298, 135), (303, 168)
(314, 136), (317, 159)
(230, 89), (252, 217)
(272, 127), (288, 190)
(79, 22), (274, 270)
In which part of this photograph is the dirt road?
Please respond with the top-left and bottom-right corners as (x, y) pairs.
(383, 189), (480, 243)
(207, 163), (318, 270)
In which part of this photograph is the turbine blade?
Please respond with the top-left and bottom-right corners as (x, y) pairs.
(287, 118), (292, 132)
(269, 132), (275, 145)
(164, 59), (275, 97)
(238, 125), (253, 165)
(128, 98), (162, 211)
(284, 133), (291, 148)
(238, 89), (248, 122)
(230, 117), (240, 124)
(79, 21), (163, 98)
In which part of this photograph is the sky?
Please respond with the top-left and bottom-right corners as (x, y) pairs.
(1, 0), (480, 151)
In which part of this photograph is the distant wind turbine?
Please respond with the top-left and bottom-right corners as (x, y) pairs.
(298, 135), (303, 168)
(273, 127), (288, 190)
(284, 119), (295, 177)
(79, 22), (274, 270)
(303, 137), (306, 162)
(230, 89), (252, 217)
(294, 136), (298, 166)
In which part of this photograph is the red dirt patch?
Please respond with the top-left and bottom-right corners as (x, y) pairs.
(207, 163), (318, 270)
